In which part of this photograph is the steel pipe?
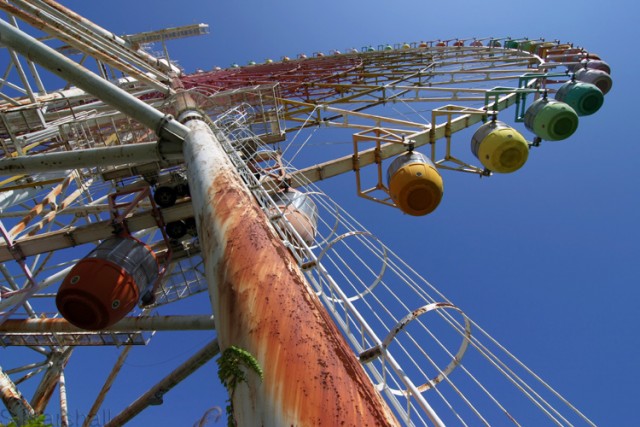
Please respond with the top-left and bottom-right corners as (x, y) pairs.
(0, 1), (171, 94)
(105, 339), (220, 427)
(30, 348), (73, 414)
(0, 18), (189, 145)
(58, 371), (68, 427)
(37, 0), (181, 74)
(181, 113), (396, 425)
(0, 315), (215, 333)
(0, 200), (195, 263)
(0, 368), (35, 424)
(0, 142), (182, 174)
(81, 346), (133, 427)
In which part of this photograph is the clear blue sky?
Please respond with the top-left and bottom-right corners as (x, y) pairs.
(7, 1), (638, 425)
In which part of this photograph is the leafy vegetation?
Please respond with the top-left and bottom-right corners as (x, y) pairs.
(0, 415), (52, 427)
(216, 346), (263, 427)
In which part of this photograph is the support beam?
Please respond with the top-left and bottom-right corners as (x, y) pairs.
(0, 315), (215, 333)
(105, 339), (220, 427)
(0, 18), (189, 146)
(180, 111), (396, 425)
(0, 1), (171, 93)
(285, 88), (523, 188)
(82, 346), (133, 427)
(30, 348), (72, 415)
(0, 142), (182, 175)
(0, 200), (194, 263)
(0, 265), (72, 313)
(38, 0), (182, 75)
(0, 367), (35, 424)
(7, 46), (36, 103)
(58, 371), (69, 427)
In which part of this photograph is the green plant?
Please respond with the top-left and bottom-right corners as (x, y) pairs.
(216, 346), (263, 427)
(0, 415), (52, 427)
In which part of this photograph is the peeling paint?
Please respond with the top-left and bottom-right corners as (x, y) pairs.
(183, 119), (397, 426)
(0, 369), (34, 423)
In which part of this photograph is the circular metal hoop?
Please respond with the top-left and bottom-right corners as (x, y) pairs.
(315, 231), (388, 302)
(361, 302), (471, 395)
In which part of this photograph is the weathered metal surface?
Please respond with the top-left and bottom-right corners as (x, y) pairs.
(39, 0), (182, 75)
(58, 371), (69, 427)
(0, 0), (172, 92)
(8, 171), (76, 238)
(0, 315), (215, 333)
(282, 95), (523, 189)
(0, 367), (35, 424)
(82, 346), (133, 427)
(30, 348), (72, 414)
(0, 200), (194, 263)
(0, 19), (188, 142)
(182, 118), (397, 426)
(0, 142), (178, 175)
(104, 339), (220, 427)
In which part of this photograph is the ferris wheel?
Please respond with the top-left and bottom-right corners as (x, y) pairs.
(0, 2), (612, 426)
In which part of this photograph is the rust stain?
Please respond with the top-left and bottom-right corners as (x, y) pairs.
(0, 370), (34, 422)
(30, 350), (73, 414)
(208, 170), (397, 426)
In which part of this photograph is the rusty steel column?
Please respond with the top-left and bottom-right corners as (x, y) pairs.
(0, 367), (35, 425)
(58, 371), (69, 427)
(180, 113), (397, 426)
(30, 348), (72, 414)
